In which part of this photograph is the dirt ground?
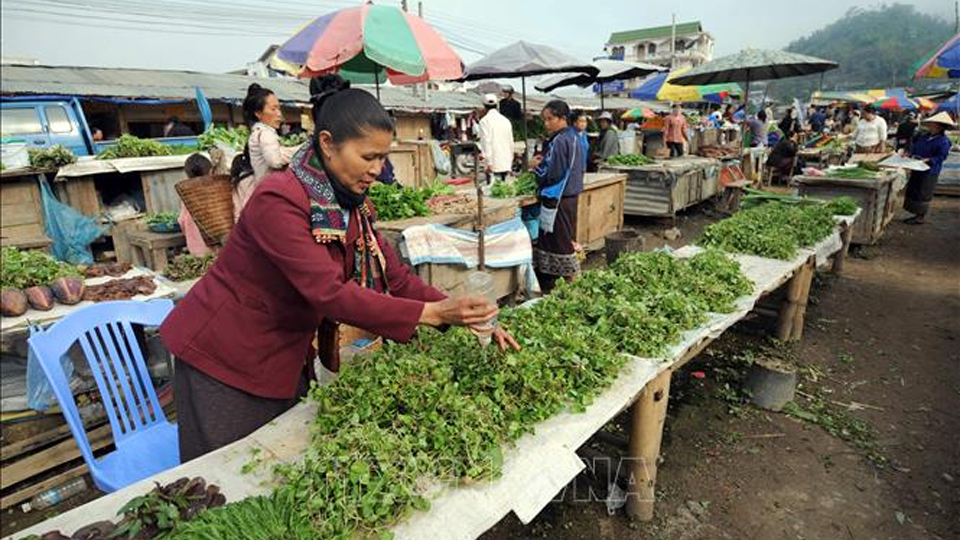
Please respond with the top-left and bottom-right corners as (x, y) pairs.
(482, 197), (960, 540)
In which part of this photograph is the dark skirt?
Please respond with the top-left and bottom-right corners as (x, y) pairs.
(904, 170), (938, 216)
(534, 195), (580, 292)
(174, 359), (307, 462)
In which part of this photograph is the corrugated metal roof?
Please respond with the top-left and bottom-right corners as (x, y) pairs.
(607, 22), (703, 45)
(524, 94), (668, 113)
(0, 64), (481, 112)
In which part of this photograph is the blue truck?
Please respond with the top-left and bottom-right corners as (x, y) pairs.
(0, 98), (197, 157)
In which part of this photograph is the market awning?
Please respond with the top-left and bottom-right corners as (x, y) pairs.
(629, 68), (741, 103)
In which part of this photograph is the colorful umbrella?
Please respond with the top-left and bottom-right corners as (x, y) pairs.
(914, 34), (960, 79)
(915, 97), (937, 111)
(274, 3), (462, 96)
(872, 95), (918, 111)
(621, 108), (657, 120)
(629, 67), (741, 103)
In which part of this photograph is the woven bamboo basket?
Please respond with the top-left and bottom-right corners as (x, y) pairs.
(175, 174), (235, 247)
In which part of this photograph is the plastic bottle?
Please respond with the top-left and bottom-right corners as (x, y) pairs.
(466, 271), (498, 347)
(22, 477), (87, 512)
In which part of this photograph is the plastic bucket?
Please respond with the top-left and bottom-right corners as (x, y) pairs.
(604, 230), (644, 266)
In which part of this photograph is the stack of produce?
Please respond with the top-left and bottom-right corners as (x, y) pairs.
(132, 250), (748, 540)
(366, 182), (455, 221)
(97, 135), (173, 160)
(197, 126), (251, 152)
(26, 477), (226, 540)
(1, 248), (83, 317)
(164, 254), (216, 282)
(28, 145), (77, 169)
(490, 172), (537, 199)
(827, 162), (880, 179)
(606, 154), (655, 167)
(699, 198), (855, 260)
(696, 144), (738, 159)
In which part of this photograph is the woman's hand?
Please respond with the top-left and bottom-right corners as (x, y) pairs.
(530, 155), (543, 168)
(490, 326), (521, 351)
(420, 296), (497, 327)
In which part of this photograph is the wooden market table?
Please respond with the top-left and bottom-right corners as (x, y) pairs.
(792, 169), (907, 245)
(377, 197), (525, 301)
(516, 172), (627, 252)
(9, 216), (858, 540)
(601, 156), (721, 219)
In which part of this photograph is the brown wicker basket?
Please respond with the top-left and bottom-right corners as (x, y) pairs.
(175, 174), (235, 247)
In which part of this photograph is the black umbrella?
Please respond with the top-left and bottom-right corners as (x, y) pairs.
(461, 41), (599, 160)
(535, 59), (666, 110)
(670, 49), (838, 112)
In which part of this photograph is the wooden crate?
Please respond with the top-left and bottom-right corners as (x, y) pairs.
(576, 173), (626, 251)
(793, 171), (905, 245)
(391, 141), (436, 188)
(0, 173), (50, 250)
(602, 157), (721, 218)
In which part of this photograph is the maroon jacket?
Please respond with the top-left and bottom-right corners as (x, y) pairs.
(160, 170), (446, 399)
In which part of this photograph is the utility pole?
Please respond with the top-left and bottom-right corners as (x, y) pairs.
(955, 0), (958, 33)
(418, 1), (423, 17)
(402, 0), (408, 12)
(670, 14), (677, 71)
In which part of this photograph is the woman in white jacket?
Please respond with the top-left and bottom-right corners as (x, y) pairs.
(232, 83), (299, 219)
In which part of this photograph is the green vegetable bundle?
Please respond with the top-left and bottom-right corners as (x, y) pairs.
(490, 172), (537, 199)
(170, 250), (751, 540)
(699, 201), (840, 260)
(98, 135), (173, 160)
(367, 182), (454, 222)
(824, 196), (858, 216)
(164, 253), (216, 282)
(0, 247), (80, 289)
(146, 211), (180, 227)
(27, 145), (77, 169)
(197, 125), (251, 152)
(828, 164), (879, 179)
(280, 132), (309, 148)
(606, 154), (654, 167)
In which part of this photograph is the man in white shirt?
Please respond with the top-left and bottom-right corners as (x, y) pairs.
(478, 94), (515, 183)
(851, 106), (888, 153)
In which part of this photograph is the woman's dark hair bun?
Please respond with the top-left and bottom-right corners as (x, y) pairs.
(309, 74), (351, 98)
(242, 83), (274, 126)
(247, 83), (262, 94)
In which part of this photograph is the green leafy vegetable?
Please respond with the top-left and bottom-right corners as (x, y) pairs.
(490, 172), (537, 199)
(699, 201), (840, 260)
(146, 212), (180, 227)
(606, 154), (654, 167)
(367, 182), (454, 221)
(164, 253), (216, 282)
(824, 196), (858, 216)
(98, 135), (173, 160)
(280, 131), (309, 148)
(197, 125), (251, 152)
(0, 247), (80, 289)
(27, 145), (77, 169)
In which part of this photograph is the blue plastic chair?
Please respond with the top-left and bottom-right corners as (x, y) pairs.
(28, 299), (180, 493)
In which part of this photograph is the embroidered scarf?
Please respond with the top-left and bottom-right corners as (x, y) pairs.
(290, 145), (390, 292)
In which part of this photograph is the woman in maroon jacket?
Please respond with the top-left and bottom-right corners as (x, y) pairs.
(162, 75), (518, 461)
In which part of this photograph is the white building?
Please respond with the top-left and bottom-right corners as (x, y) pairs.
(605, 21), (714, 73)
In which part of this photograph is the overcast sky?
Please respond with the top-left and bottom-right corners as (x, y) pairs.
(0, 0), (953, 73)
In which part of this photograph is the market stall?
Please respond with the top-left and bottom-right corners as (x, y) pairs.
(601, 156), (721, 218)
(8, 212), (857, 540)
(792, 168), (907, 245)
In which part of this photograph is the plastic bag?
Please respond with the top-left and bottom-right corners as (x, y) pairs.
(38, 177), (104, 265)
(430, 140), (451, 175)
(26, 324), (74, 412)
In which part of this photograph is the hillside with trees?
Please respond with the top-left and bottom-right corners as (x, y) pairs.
(772, 4), (953, 100)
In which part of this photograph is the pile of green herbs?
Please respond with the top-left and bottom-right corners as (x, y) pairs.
(98, 135), (173, 160)
(699, 201), (844, 260)
(489, 172), (537, 199)
(164, 253), (216, 282)
(0, 247), (80, 289)
(28, 145), (77, 169)
(196, 126), (250, 152)
(166, 250), (752, 540)
(606, 154), (654, 167)
(367, 182), (454, 222)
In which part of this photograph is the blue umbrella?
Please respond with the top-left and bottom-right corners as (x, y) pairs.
(937, 93), (960, 112)
(195, 86), (213, 131)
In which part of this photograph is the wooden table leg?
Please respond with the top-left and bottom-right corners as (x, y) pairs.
(131, 245), (146, 268)
(791, 259), (816, 340)
(831, 223), (853, 274)
(776, 256), (815, 341)
(625, 370), (672, 521)
(152, 247), (169, 273)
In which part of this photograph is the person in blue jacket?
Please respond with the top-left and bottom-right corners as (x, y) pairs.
(530, 100), (585, 293)
(904, 112), (954, 225)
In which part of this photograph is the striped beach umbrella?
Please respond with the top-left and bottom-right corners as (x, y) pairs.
(914, 34), (960, 79)
(274, 3), (462, 96)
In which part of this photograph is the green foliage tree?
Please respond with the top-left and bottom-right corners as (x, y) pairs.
(772, 4), (952, 101)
